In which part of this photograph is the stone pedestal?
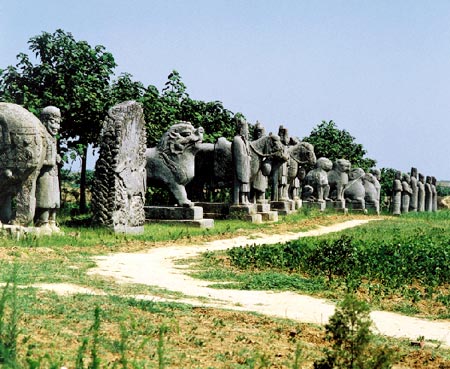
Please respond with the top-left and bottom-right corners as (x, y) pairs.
(326, 200), (348, 213)
(256, 202), (279, 222)
(303, 200), (326, 212)
(293, 199), (302, 210)
(270, 201), (294, 215)
(194, 202), (230, 219)
(229, 204), (262, 223)
(346, 201), (368, 214)
(144, 206), (214, 228)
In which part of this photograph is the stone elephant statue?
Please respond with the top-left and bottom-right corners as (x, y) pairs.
(0, 103), (48, 225)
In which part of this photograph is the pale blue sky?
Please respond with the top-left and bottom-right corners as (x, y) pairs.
(1, 1), (450, 179)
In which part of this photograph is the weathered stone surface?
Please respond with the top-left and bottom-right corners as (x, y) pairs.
(417, 173), (426, 212)
(401, 174), (412, 214)
(425, 176), (433, 212)
(146, 121), (204, 207)
(344, 168), (366, 211)
(328, 159), (351, 202)
(302, 157), (332, 203)
(194, 202), (230, 219)
(409, 167), (418, 212)
(232, 118), (251, 205)
(270, 200), (294, 215)
(145, 206), (204, 220)
(91, 101), (147, 233)
(431, 176), (438, 212)
(391, 171), (402, 215)
(0, 103), (53, 226)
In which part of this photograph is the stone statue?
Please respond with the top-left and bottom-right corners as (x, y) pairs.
(146, 121), (204, 207)
(431, 176), (438, 212)
(250, 122), (270, 203)
(425, 176), (433, 212)
(401, 173), (412, 214)
(409, 167), (418, 212)
(287, 137), (316, 202)
(231, 117), (251, 205)
(391, 170), (402, 215)
(364, 171), (380, 214)
(270, 125), (290, 201)
(91, 101), (147, 233)
(344, 168), (366, 210)
(302, 157), (332, 202)
(417, 173), (426, 212)
(0, 103), (49, 225)
(34, 106), (62, 230)
(328, 159), (351, 202)
(369, 168), (381, 203)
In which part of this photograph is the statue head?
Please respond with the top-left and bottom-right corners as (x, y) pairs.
(426, 175), (431, 184)
(410, 167), (418, 178)
(253, 121), (265, 140)
(370, 168), (381, 180)
(157, 121), (203, 155)
(395, 170), (401, 180)
(41, 106), (61, 136)
(316, 157), (333, 171)
(402, 173), (410, 183)
(419, 173), (424, 182)
(278, 125), (289, 145)
(333, 159), (351, 173)
(235, 117), (248, 140)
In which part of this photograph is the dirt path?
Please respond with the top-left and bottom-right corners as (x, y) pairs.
(84, 219), (450, 347)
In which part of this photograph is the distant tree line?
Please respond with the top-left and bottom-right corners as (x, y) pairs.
(0, 29), (381, 214)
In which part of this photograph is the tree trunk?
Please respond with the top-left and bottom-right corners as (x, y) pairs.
(79, 143), (88, 213)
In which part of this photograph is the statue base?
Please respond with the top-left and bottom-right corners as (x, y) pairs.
(302, 200), (326, 212)
(1, 223), (64, 239)
(194, 202), (230, 220)
(144, 206), (214, 228)
(229, 204), (262, 224)
(326, 200), (348, 213)
(255, 203), (278, 221)
(346, 201), (368, 214)
(270, 201), (294, 215)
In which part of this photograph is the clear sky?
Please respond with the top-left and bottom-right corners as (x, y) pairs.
(1, 0), (449, 179)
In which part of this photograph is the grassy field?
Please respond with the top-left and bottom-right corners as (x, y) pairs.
(0, 210), (449, 368)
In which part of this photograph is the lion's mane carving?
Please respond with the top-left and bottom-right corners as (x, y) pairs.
(146, 122), (204, 207)
(327, 158), (351, 201)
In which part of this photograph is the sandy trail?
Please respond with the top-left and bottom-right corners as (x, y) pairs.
(86, 219), (450, 347)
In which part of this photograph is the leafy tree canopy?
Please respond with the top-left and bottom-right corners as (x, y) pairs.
(303, 120), (377, 171)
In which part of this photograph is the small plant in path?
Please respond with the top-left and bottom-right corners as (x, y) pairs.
(314, 294), (394, 369)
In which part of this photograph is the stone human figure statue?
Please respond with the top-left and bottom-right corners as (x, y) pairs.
(409, 167), (418, 212)
(251, 121), (269, 203)
(417, 173), (425, 212)
(231, 117), (251, 205)
(431, 176), (438, 212)
(276, 125), (290, 201)
(369, 168), (381, 204)
(401, 173), (412, 213)
(425, 176), (433, 212)
(34, 106), (61, 230)
(391, 170), (402, 215)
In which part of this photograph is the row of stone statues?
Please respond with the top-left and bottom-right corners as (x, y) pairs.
(0, 101), (441, 233)
(391, 168), (438, 215)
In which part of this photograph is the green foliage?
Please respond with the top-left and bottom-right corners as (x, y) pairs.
(437, 184), (450, 197)
(0, 267), (20, 368)
(379, 167), (396, 200)
(303, 120), (376, 171)
(227, 211), (450, 291)
(314, 295), (394, 369)
(110, 72), (145, 105)
(142, 70), (239, 147)
(0, 29), (117, 213)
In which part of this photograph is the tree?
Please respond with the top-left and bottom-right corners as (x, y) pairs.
(314, 295), (394, 369)
(110, 72), (145, 105)
(142, 70), (239, 147)
(0, 29), (116, 213)
(303, 121), (376, 171)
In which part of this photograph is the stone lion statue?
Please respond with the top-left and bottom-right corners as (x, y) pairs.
(302, 157), (332, 202)
(327, 159), (351, 201)
(146, 122), (204, 207)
